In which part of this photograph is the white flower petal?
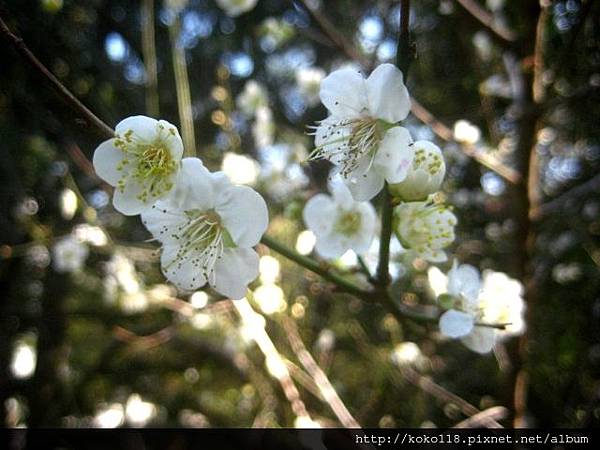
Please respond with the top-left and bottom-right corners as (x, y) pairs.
(439, 309), (475, 338)
(373, 127), (414, 184)
(344, 165), (385, 201)
(303, 194), (336, 237)
(93, 140), (126, 185)
(447, 263), (481, 305)
(461, 327), (496, 354)
(167, 158), (214, 211)
(112, 181), (146, 216)
(141, 201), (187, 245)
(328, 175), (354, 208)
(212, 248), (260, 299)
(314, 117), (353, 166)
(157, 119), (184, 161)
(161, 244), (207, 291)
(366, 64), (411, 123)
(115, 115), (158, 142)
(319, 68), (367, 118)
(428, 266), (449, 297)
(215, 185), (269, 248)
(351, 202), (377, 254)
(314, 232), (347, 259)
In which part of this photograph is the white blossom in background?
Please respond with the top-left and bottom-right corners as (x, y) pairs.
(93, 116), (183, 215)
(295, 230), (316, 255)
(73, 224), (108, 247)
(309, 64), (414, 201)
(59, 188), (78, 220)
(216, 0), (258, 17)
(141, 158), (268, 299)
(93, 403), (125, 428)
(303, 176), (377, 259)
(391, 342), (427, 369)
(478, 270), (526, 340)
(296, 66), (326, 106)
(254, 283), (286, 315)
(453, 119), (481, 145)
(389, 141), (446, 201)
(427, 262), (526, 353)
(258, 143), (309, 200)
(52, 235), (88, 273)
(237, 80), (268, 116)
(125, 394), (157, 427)
(221, 152), (260, 186)
(393, 201), (457, 262)
(252, 106), (275, 148)
(10, 338), (37, 379)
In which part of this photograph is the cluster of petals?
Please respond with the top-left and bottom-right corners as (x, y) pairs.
(428, 261), (526, 353)
(93, 117), (268, 299)
(310, 64), (414, 201)
(303, 176), (376, 259)
(94, 116), (183, 216)
(393, 200), (457, 262)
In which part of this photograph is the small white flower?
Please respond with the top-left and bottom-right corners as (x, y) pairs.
(309, 64), (414, 201)
(216, 0), (258, 17)
(52, 236), (88, 273)
(237, 80), (268, 116)
(141, 158), (269, 299)
(394, 201), (457, 262)
(296, 66), (326, 106)
(428, 262), (526, 354)
(93, 115), (183, 215)
(303, 176), (377, 259)
(478, 270), (526, 339)
(389, 141), (446, 201)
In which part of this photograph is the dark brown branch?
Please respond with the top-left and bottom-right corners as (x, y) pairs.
(0, 14), (114, 140)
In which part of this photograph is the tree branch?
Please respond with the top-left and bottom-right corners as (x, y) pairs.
(0, 14), (114, 140)
(454, 0), (517, 44)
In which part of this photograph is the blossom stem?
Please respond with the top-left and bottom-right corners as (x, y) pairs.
(376, 0), (414, 288)
(260, 235), (369, 299)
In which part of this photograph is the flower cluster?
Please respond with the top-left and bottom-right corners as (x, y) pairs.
(305, 64), (455, 264)
(428, 261), (526, 353)
(94, 116), (268, 299)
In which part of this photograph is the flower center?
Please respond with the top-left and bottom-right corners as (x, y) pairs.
(334, 210), (362, 236)
(309, 116), (385, 179)
(413, 147), (443, 176)
(114, 126), (178, 202)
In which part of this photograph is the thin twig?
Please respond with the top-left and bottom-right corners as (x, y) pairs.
(282, 316), (361, 428)
(399, 366), (504, 428)
(232, 298), (314, 424)
(454, 0), (517, 44)
(141, 0), (159, 117)
(0, 15), (114, 139)
(453, 406), (508, 428)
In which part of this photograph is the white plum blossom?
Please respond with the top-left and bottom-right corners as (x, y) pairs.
(309, 64), (414, 201)
(216, 0), (258, 17)
(389, 141), (446, 201)
(393, 201), (457, 262)
(303, 176), (377, 259)
(428, 262), (526, 353)
(296, 66), (326, 106)
(141, 158), (268, 299)
(221, 152), (260, 186)
(478, 270), (526, 340)
(453, 119), (481, 145)
(237, 80), (268, 116)
(52, 235), (88, 273)
(93, 116), (183, 215)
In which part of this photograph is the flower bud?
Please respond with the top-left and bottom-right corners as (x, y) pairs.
(389, 141), (445, 201)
